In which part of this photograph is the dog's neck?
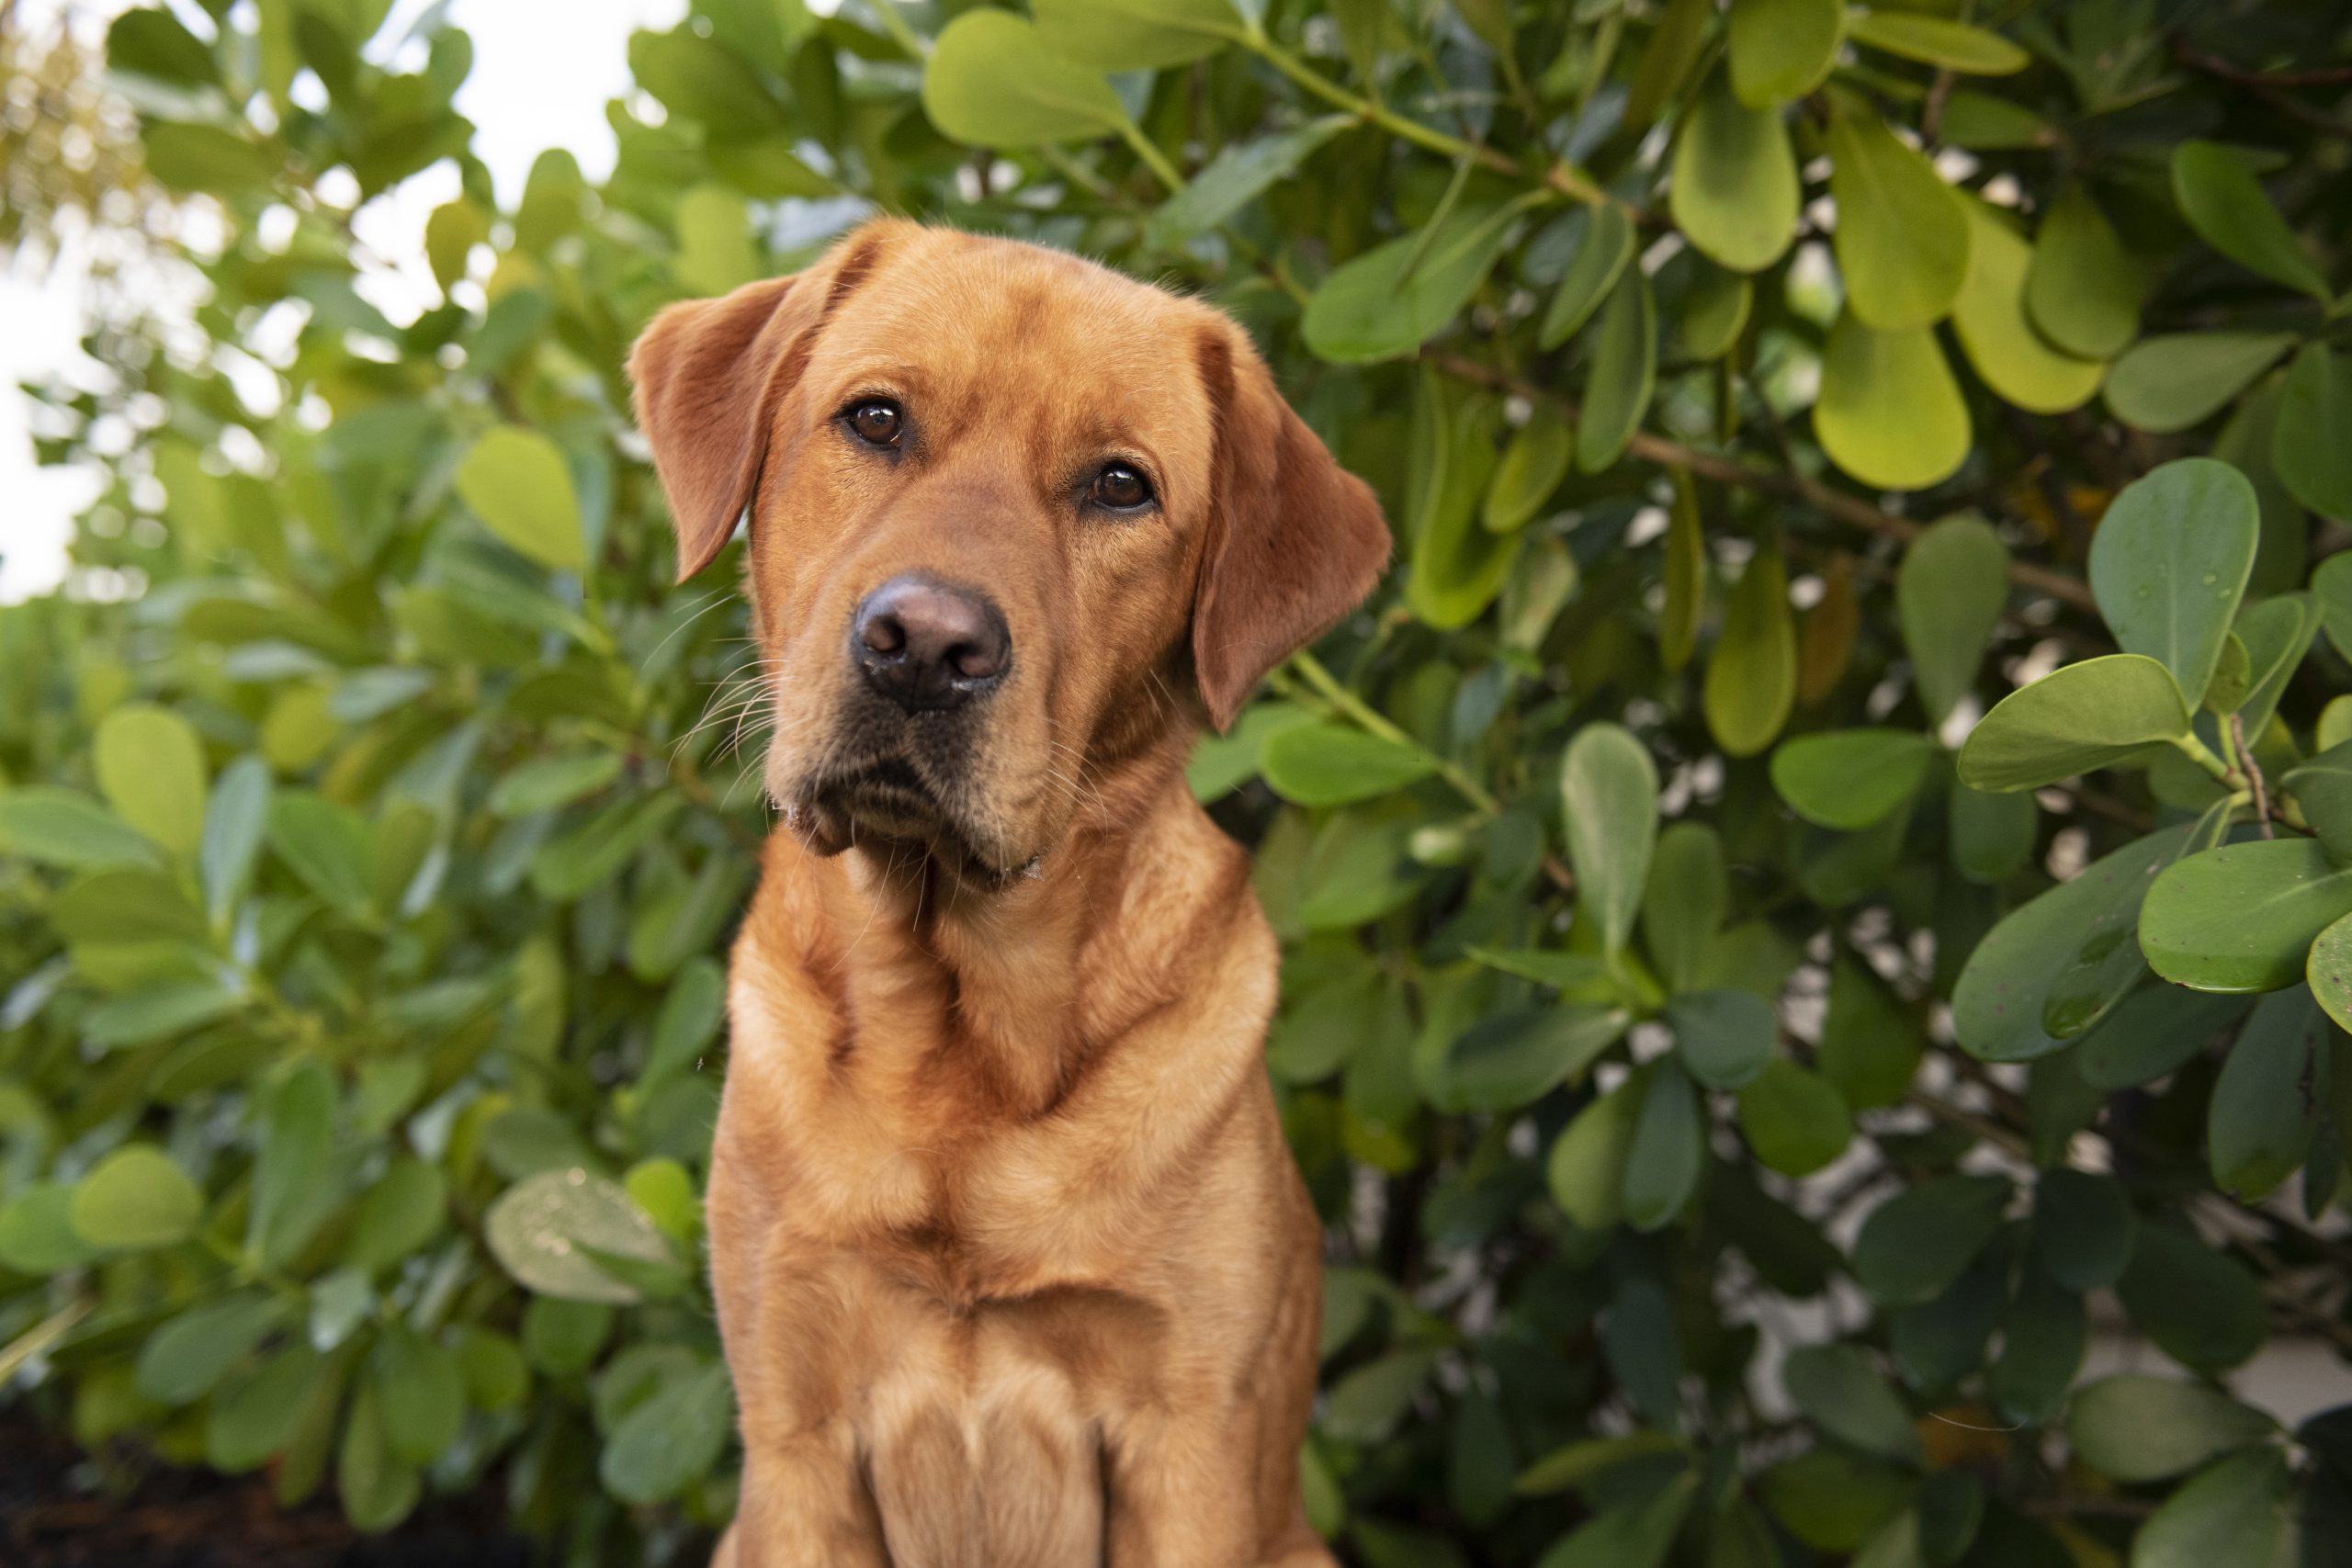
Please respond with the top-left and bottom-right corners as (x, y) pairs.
(749, 727), (1248, 1122)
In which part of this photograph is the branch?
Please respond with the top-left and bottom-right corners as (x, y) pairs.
(1423, 353), (2101, 614)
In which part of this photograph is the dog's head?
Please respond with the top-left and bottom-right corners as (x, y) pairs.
(628, 220), (1389, 882)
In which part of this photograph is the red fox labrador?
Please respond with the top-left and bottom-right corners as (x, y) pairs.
(629, 219), (1389, 1567)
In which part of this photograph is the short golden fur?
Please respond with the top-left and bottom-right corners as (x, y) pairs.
(628, 219), (1390, 1567)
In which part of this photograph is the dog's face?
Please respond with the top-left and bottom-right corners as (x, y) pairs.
(629, 220), (1388, 882)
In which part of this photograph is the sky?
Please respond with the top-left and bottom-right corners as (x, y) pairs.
(0, 0), (691, 601)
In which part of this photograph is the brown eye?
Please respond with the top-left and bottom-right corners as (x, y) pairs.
(1091, 462), (1152, 510)
(848, 400), (901, 446)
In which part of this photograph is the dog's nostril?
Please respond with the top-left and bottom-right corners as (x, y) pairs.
(851, 573), (1011, 713)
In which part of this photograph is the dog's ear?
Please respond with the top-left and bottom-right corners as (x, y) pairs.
(1191, 327), (1391, 732)
(628, 226), (891, 582)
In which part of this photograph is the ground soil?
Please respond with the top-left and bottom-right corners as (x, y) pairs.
(0, 1413), (532, 1568)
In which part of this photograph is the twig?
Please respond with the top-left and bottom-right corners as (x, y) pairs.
(2233, 713), (2274, 839)
(1424, 353), (2101, 614)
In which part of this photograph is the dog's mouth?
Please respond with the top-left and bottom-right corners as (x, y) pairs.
(787, 756), (1028, 882)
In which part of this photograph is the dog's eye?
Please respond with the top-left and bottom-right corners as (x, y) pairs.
(847, 400), (902, 447)
(1091, 463), (1152, 511)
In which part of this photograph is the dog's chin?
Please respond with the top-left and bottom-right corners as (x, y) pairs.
(781, 759), (1037, 887)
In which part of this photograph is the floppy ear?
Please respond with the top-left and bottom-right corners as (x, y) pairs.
(627, 225), (891, 582)
(1192, 327), (1392, 732)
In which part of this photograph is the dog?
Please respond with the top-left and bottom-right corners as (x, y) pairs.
(628, 218), (1390, 1567)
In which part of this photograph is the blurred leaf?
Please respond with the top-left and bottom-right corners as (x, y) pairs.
(1623, 1063), (1704, 1231)
(1670, 85), (1798, 274)
(1262, 723), (1436, 807)
(2104, 333), (2296, 434)
(69, 1145), (202, 1250)
(1703, 542), (1796, 757)
(1030, 0), (1240, 69)
(0, 788), (164, 870)
(1485, 404), (1573, 533)
(1844, 12), (2029, 73)
(2207, 987), (2334, 1199)
(2065, 1375), (2276, 1483)
(1561, 721), (1658, 956)
(1575, 266), (1657, 472)
(2026, 186), (2139, 359)
(2129, 1449), (2294, 1568)
(1667, 988), (1775, 1089)
(1852, 1175), (2010, 1305)
(1770, 728), (1934, 831)
(1736, 1060), (1850, 1176)
(2171, 141), (2332, 303)
(2115, 1224), (2267, 1371)
(1815, 315), (1970, 491)
(2030, 1168), (2134, 1292)
(2275, 344), (2352, 521)
(1950, 204), (2104, 415)
(455, 426), (587, 574)
(1728, 0), (1841, 107)
(1827, 104), (1971, 331)
(484, 1168), (675, 1304)
(1539, 204), (1635, 349)
(1643, 822), (1725, 992)
(1956, 655), (2188, 793)
(1783, 1345), (1921, 1462)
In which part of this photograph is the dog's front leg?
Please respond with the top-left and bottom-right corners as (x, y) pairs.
(1102, 1405), (1266, 1568)
(725, 1427), (891, 1568)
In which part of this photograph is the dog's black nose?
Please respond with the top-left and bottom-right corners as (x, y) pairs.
(852, 574), (1010, 713)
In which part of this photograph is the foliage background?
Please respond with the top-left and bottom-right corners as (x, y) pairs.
(4, 0), (2352, 1564)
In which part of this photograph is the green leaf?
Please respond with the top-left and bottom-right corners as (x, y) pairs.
(1987, 1272), (2085, 1425)
(69, 1145), (203, 1250)
(2319, 553), (2352, 664)
(1673, 262), (1752, 361)
(1560, 722), (1658, 956)
(921, 11), (1126, 147)
(2030, 1168), (2135, 1292)
(2026, 186), (2140, 359)
(1956, 654), (2189, 792)
(670, 184), (760, 297)
(1261, 723), (1437, 807)
(2229, 590), (2320, 738)
(2078, 985), (2250, 1089)
(2274, 344), (2352, 521)
(1536, 1471), (1696, 1568)
(94, 704), (208, 858)
(251, 1060), (341, 1269)
(2285, 740), (2352, 863)
(1142, 118), (1346, 250)
(1892, 1254), (2007, 1393)
(1405, 388), (1516, 629)
(1304, 206), (1517, 365)
(521, 1297), (613, 1377)
(0, 1183), (98, 1273)
(1669, 85), (1799, 274)
(1623, 1064), (1704, 1232)
(1539, 203), (1635, 349)
(345, 1157), (447, 1274)
(2088, 459), (2260, 706)
(1029, 0), (1240, 70)
(2171, 141), (2332, 304)
(1484, 404), (1573, 533)
(2141, 838), (2352, 993)
(2115, 1224), (2267, 1371)
(1736, 1060), (1851, 1176)
(489, 752), (623, 818)
(2130, 1449), (2294, 1568)
(1760, 1450), (1914, 1552)
(267, 792), (376, 918)
(454, 426), (586, 574)
(1728, 0), (1842, 106)
(1445, 1004), (1630, 1111)
(1852, 1174), (2011, 1304)
(1783, 1345), (1921, 1462)
(0, 787), (164, 870)
(1844, 11), (2029, 73)
(373, 1322), (465, 1464)
(1464, 947), (1610, 990)
(1952, 823), (2199, 1061)
(1949, 203), (2105, 416)
(208, 1345), (322, 1472)
(1826, 104), (1971, 330)
(1668, 988), (1775, 1089)
(1189, 701), (1316, 800)
(85, 978), (243, 1047)
(1817, 958), (1923, 1110)
(1643, 821), (1725, 992)
(1658, 470), (1704, 672)
(1949, 778), (2037, 884)
(2311, 911), (2352, 1034)
(1815, 315), (1970, 491)
(600, 1359), (734, 1504)
(1704, 542), (1797, 758)
(2208, 987), (2335, 1199)
(1622, 0), (1712, 129)
(628, 29), (786, 129)
(1770, 728), (1935, 830)
(1516, 1430), (1685, 1495)
(1548, 1077), (1642, 1231)
(1325, 1346), (1440, 1443)
(337, 1380), (421, 1533)
(199, 755), (271, 924)
(136, 1291), (280, 1405)
(1898, 514), (2008, 727)
(1575, 266), (1657, 472)
(2065, 1375), (2277, 1483)
(2104, 333), (2297, 434)
(484, 1167), (675, 1303)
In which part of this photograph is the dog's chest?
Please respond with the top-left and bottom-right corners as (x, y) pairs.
(855, 1302), (1116, 1568)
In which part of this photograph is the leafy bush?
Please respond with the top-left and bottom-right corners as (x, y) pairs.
(4, 0), (2351, 1562)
